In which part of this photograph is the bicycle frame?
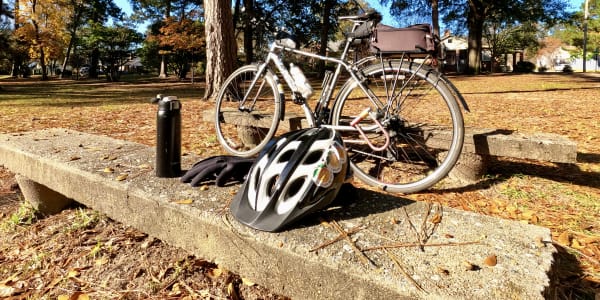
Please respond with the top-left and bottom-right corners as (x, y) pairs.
(242, 27), (389, 126)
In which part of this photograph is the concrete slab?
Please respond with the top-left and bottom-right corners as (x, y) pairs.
(0, 129), (556, 299)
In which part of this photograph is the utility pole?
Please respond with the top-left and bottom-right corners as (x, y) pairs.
(583, 0), (589, 73)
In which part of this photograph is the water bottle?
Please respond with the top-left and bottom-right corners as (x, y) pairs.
(289, 63), (314, 99)
(156, 95), (181, 178)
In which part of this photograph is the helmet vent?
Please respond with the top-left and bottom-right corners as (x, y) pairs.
(266, 175), (278, 197)
(304, 150), (323, 165)
(278, 150), (295, 163)
(286, 177), (306, 199)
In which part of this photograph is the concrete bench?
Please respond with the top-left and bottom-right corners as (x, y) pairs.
(0, 129), (556, 299)
(205, 110), (577, 183)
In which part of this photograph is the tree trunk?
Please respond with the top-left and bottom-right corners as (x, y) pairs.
(31, 0), (47, 80)
(61, 35), (75, 79)
(11, 0), (21, 77)
(243, 0), (254, 63)
(431, 0), (439, 38)
(467, 0), (485, 75)
(90, 48), (99, 78)
(203, 0), (236, 100)
(159, 1), (172, 78)
(317, 0), (333, 77)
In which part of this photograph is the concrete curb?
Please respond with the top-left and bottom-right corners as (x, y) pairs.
(0, 129), (556, 299)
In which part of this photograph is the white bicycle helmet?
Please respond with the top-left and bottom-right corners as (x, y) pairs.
(230, 127), (349, 232)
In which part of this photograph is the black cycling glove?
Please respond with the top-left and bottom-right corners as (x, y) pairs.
(181, 155), (255, 187)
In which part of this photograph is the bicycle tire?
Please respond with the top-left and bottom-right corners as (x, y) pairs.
(215, 65), (281, 157)
(331, 60), (464, 193)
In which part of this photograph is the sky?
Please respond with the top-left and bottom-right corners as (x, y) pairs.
(114, 0), (586, 32)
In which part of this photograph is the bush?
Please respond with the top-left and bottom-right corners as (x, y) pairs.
(514, 61), (536, 73)
(562, 65), (573, 74)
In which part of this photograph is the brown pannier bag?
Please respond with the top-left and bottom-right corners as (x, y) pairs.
(370, 23), (436, 54)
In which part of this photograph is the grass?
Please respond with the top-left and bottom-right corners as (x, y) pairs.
(0, 201), (38, 231)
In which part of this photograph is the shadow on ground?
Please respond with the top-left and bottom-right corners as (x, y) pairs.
(545, 245), (599, 299)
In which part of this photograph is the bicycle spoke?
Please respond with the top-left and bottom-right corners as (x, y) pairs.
(215, 65), (281, 157)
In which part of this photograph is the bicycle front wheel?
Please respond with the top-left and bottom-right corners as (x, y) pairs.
(332, 60), (464, 193)
(215, 65), (281, 157)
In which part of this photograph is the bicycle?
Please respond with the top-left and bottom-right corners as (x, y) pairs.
(214, 12), (468, 193)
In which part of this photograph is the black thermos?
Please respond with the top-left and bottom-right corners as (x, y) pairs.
(156, 95), (181, 177)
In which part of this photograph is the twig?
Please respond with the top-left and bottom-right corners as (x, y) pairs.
(363, 241), (481, 251)
(330, 220), (375, 267)
(419, 202), (432, 243)
(384, 249), (427, 293)
(403, 207), (424, 251)
(309, 225), (364, 252)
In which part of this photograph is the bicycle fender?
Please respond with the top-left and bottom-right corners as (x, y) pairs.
(440, 75), (470, 112)
(272, 74), (286, 121)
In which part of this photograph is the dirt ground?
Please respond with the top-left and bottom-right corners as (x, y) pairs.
(1, 72), (599, 299)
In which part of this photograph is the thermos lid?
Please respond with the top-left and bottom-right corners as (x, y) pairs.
(158, 96), (181, 110)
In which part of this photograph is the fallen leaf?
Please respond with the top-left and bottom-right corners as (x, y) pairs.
(207, 267), (223, 279)
(67, 269), (80, 278)
(571, 239), (585, 250)
(475, 200), (487, 207)
(116, 174), (128, 181)
(484, 254), (497, 266)
(199, 185), (209, 191)
(0, 284), (19, 297)
(506, 205), (518, 213)
(141, 237), (157, 249)
(390, 217), (399, 225)
(57, 295), (70, 300)
(430, 213), (442, 224)
(227, 282), (240, 300)
(174, 199), (193, 205)
(241, 277), (255, 286)
(521, 210), (535, 219)
(69, 156), (81, 161)
(557, 231), (571, 246)
(103, 167), (114, 173)
(437, 267), (450, 276)
(70, 292), (90, 300)
(530, 215), (539, 224)
(463, 261), (478, 271)
(95, 257), (109, 266)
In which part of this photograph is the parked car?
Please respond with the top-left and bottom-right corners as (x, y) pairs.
(79, 66), (89, 77)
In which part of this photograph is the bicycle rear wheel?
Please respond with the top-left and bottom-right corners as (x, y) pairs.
(332, 60), (464, 193)
(215, 65), (281, 157)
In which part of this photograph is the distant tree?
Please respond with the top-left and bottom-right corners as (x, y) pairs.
(147, 16), (204, 79)
(81, 24), (142, 81)
(553, 0), (600, 58)
(203, 0), (236, 100)
(15, 0), (71, 80)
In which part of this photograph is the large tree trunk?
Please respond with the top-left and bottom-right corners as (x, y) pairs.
(467, 0), (485, 75)
(243, 0), (254, 63)
(317, 0), (333, 77)
(11, 0), (21, 77)
(203, 0), (236, 100)
(430, 0), (439, 38)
